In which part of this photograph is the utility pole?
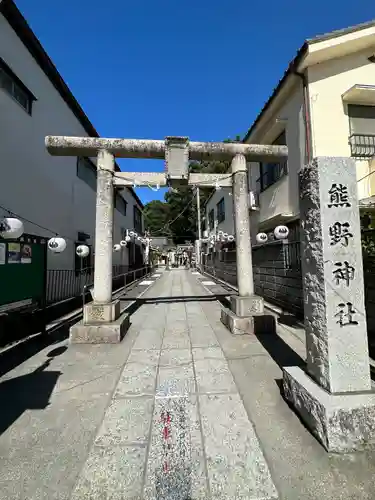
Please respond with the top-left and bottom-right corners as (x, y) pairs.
(196, 186), (201, 268)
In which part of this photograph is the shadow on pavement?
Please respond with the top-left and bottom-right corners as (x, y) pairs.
(141, 295), (229, 303)
(0, 325), (69, 379)
(254, 327), (305, 369)
(124, 295), (232, 322)
(0, 346), (66, 436)
(278, 313), (302, 328)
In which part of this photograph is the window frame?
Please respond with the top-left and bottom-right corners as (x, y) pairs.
(348, 104), (375, 157)
(115, 193), (127, 216)
(133, 205), (143, 234)
(77, 157), (97, 191)
(257, 130), (288, 192)
(348, 104), (375, 135)
(217, 197), (225, 223)
(0, 57), (35, 115)
(208, 209), (215, 231)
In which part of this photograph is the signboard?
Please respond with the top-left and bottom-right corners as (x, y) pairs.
(0, 235), (46, 309)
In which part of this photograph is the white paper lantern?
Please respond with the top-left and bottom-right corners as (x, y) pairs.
(227, 235), (235, 242)
(222, 232), (229, 239)
(76, 244), (90, 258)
(0, 217), (24, 239)
(113, 244), (121, 252)
(256, 232), (268, 244)
(129, 231), (135, 237)
(125, 235), (131, 242)
(274, 225), (289, 240)
(48, 237), (67, 253)
(120, 240), (127, 247)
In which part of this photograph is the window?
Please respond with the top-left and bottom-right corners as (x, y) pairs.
(0, 57), (34, 114)
(257, 131), (288, 192)
(217, 198), (225, 223)
(348, 104), (375, 135)
(208, 209), (215, 231)
(115, 193), (127, 216)
(348, 104), (375, 157)
(77, 157), (97, 190)
(134, 206), (143, 234)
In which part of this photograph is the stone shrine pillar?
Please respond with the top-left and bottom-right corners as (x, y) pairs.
(283, 157), (375, 453)
(221, 154), (264, 334)
(70, 149), (129, 343)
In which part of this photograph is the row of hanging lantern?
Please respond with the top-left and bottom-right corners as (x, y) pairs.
(1, 215), (288, 258)
(255, 225), (289, 244)
(46, 229), (152, 257)
(214, 230), (235, 243)
(202, 230), (235, 246)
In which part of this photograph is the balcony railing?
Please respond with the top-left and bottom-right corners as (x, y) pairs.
(349, 134), (375, 158)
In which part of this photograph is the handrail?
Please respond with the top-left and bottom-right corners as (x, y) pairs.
(81, 265), (154, 310)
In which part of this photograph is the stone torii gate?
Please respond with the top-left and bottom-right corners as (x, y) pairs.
(45, 135), (287, 343)
(46, 136), (375, 453)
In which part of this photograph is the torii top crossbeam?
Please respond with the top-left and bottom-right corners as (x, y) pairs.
(45, 135), (288, 163)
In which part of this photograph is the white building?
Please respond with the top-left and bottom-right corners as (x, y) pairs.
(205, 19), (375, 243)
(0, 0), (144, 272)
(247, 19), (375, 239)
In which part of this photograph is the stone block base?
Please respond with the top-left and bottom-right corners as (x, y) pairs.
(70, 311), (130, 344)
(83, 300), (120, 324)
(230, 294), (264, 317)
(283, 366), (375, 453)
(221, 306), (255, 335)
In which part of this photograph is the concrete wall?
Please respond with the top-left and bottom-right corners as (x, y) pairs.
(203, 241), (304, 317)
(307, 47), (375, 200)
(0, 13), (143, 270)
(247, 81), (306, 231)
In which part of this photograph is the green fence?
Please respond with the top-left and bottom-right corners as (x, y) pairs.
(0, 234), (47, 313)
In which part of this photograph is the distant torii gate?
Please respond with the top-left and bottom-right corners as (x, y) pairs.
(45, 135), (288, 342)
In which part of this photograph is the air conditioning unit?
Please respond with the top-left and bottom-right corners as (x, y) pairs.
(248, 191), (260, 211)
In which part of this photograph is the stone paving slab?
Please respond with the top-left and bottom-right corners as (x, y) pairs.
(144, 395), (208, 500)
(3, 269), (375, 499)
(71, 445), (147, 500)
(196, 270), (375, 499)
(200, 393), (278, 500)
(68, 270), (279, 499)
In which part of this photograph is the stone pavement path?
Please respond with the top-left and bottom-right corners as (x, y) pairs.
(2, 269), (375, 500)
(71, 270), (278, 500)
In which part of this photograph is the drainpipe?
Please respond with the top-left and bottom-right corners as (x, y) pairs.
(294, 70), (312, 164)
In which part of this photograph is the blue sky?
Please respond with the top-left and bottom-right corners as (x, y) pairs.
(16, 0), (375, 204)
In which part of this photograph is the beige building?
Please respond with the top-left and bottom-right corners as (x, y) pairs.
(245, 20), (375, 239)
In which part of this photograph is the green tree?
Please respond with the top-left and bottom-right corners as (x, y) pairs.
(143, 200), (171, 235)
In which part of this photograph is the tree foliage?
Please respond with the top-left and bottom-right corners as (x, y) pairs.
(143, 136), (241, 244)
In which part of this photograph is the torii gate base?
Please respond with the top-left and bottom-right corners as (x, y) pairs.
(70, 300), (130, 344)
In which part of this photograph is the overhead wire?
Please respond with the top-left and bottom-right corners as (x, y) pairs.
(0, 168), (232, 243)
(0, 203), (74, 242)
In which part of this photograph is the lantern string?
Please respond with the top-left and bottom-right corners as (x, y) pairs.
(0, 203), (143, 245)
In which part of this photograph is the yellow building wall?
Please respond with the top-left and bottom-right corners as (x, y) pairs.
(308, 48), (375, 199)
